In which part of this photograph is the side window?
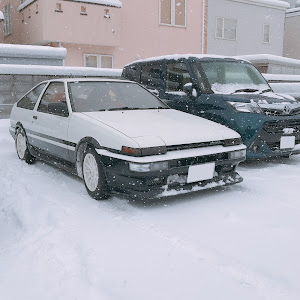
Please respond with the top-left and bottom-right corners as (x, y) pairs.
(38, 82), (67, 115)
(140, 64), (162, 89)
(17, 83), (46, 110)
(166, 62), (192, 92)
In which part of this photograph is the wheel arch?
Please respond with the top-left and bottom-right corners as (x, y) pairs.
(75, 137), (102, 178)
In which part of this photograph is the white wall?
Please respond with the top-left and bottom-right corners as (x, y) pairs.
(206, 0), (286, 56)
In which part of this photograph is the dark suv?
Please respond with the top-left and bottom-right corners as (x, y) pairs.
(122, 55), (300, 159)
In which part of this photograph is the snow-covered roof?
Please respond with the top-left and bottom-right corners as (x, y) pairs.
(286, 7), (300, 16)
(263, 73), (300, 82)
(69, 0), (122, 8)
(232, 0), (290, 9)
(18, 0), (122, 11)
(125, 54), (243, 66)
(0, 64), (122, 77)
(0, 11), (4, 21)
(238, 54), (300, 67)
(18, 0), (36, 12)
(0, 44), (66, 59)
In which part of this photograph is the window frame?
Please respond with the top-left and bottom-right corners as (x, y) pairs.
(263, 23), (270, 44)
(215, 17), (237, 41)
(159, 0), (187, 28)
(37, 81), (69, 116)
(3, 4), (12, 36)
(83, 54), (114, 68)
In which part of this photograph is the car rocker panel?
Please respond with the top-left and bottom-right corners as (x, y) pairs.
(10, 78), (246, 200)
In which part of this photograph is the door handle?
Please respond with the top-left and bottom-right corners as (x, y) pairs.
(33, 116), (37, 120)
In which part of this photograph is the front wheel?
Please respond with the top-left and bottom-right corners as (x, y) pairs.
(82, 148), (109, 200)
(15, 127), (36, 164)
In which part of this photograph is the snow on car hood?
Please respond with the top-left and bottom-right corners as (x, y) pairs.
(81, 109), (240, 147)
(222, 92), (300, 114)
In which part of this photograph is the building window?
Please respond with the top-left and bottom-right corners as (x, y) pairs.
(81, 6), (87, 15)
(3, 4), (12, 36)
(55, 3), (63, 12)
(159, 0), (186, 27)
(263, 24), (270, 43)
(84, 54), (113, 68)
(216, 17), (237, 40)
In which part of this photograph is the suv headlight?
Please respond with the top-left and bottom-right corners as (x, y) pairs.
(129, 161), (169, 172)
(228, 101), (263, 114)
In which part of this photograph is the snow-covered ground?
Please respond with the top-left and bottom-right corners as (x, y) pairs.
(1, 118), (300, 300)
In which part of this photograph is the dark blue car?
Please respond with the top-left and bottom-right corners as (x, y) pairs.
(122, 55), (300, 159)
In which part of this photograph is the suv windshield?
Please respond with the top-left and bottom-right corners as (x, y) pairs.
(68, 81), (168, 112)
(192, 61), (270, 94)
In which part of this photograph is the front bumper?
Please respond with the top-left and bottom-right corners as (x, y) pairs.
(96, 146), (245, 199)
(234, 114), (300, 160)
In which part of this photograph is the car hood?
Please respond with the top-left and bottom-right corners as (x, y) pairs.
(81, 109), (240, 147)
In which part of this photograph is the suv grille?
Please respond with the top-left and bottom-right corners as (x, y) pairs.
(263, 120), (300, 134)
(262, 108), (300, 116)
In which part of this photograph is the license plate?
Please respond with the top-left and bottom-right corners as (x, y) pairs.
(187, 163), (215, 183)
(280, 136), (295, 149)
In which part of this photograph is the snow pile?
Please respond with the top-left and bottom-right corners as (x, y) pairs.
(0, 44), (66, 59)
(19, 0), (121, 11)
(0, 64), (122, 77)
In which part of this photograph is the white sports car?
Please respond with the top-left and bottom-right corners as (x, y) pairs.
(9, 78), (246, 199)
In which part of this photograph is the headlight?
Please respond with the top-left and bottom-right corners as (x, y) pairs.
(122, 146), (167, 156)
(228, 149), (246, 160)
(129, 161), (169, 172)
(228, 101), (263, 114)
(224, 138), (242, 147)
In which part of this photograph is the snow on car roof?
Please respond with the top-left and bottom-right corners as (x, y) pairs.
(125, 54), (245, 66)
(18, 0), (121, 11)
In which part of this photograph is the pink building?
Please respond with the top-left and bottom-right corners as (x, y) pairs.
(0, 0), (207, 68)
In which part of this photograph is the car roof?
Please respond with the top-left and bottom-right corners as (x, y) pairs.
(124, 54), (248, 67)
(42, 78), (134, 84)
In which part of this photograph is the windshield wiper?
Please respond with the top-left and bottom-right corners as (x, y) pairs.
(145, 107), (169, 110)
(231, 88), (259, 94)
(107, 107), (142, 111)
(259, 89), (272, 94)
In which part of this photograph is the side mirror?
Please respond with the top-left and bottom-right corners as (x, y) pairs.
(48, 102), (69, 117)
(183, 83), (197, 99)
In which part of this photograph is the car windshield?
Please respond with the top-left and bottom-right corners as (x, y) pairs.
(192, 61), (270, 94)
(68, 81), (168, 112)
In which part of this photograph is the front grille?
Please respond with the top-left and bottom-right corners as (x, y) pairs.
(262, 108), (300, 116)
(167, 140), (224, 151)
(263, 120), (300, 134)
(169, 152), (228, 168)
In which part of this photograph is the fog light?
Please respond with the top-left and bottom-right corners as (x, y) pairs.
(229, 150), (246, 160)
(129, 161), (169, 172)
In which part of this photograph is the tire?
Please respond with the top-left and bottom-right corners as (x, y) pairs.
(15, 127), (36, 164)
(82, 147), (109, 200)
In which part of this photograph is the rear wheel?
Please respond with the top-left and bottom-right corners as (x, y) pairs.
(82, 148), (109, 200)
(15, 127), (36, 164)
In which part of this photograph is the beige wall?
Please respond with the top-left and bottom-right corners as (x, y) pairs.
(0, 0), (205, 69)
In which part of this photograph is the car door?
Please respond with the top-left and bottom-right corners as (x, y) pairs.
(160, 61), (196, 114)
(30, 81), (72, 162)
(13, 83), (47, 136)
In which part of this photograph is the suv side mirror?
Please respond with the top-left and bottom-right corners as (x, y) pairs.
(48, 102), (69, 117)
(183, 83), (197, 99)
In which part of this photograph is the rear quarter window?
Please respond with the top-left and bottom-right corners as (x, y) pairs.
(17, 83), (47, 110)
